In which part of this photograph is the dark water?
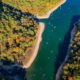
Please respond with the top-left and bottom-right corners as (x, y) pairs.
(27, 0), (80, 80)
(0, 64), (26, 80)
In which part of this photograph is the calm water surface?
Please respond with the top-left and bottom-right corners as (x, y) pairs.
(27, 0), (80, 80)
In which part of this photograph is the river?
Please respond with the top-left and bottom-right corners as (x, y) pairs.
(27, 0), (80, 80)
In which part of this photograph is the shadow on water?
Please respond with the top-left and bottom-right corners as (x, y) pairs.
(0, 1), (40, 80)
(54, 15), (80, 79)
(0, 60), (27, 80)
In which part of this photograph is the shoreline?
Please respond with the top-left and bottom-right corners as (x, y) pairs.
(23, 23), (45, 68)
(23, 0), (66, 69)
(55, 25), (76, 80)
(37, 0), (66, 19)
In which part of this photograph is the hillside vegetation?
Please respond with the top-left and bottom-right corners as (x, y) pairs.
(0, 3), (39, 65)
(2, 0), (61, 16)
(61, 22), (80, 80)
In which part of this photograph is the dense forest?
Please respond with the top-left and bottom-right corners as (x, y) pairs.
(2, 0), (60, 16)
(61, 22), (80, 80)
(0, 2), (39, 65)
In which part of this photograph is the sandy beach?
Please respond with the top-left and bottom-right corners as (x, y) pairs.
(23, 0), (66, 69)
(37, 0), (66, 19)
(23, 23), (45, 68)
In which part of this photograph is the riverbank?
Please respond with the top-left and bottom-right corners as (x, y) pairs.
(23, 23), (45, 68)
(55, 25), (76, 80)
(37, 0), (66, 19)
(23, 0), (66, 69)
